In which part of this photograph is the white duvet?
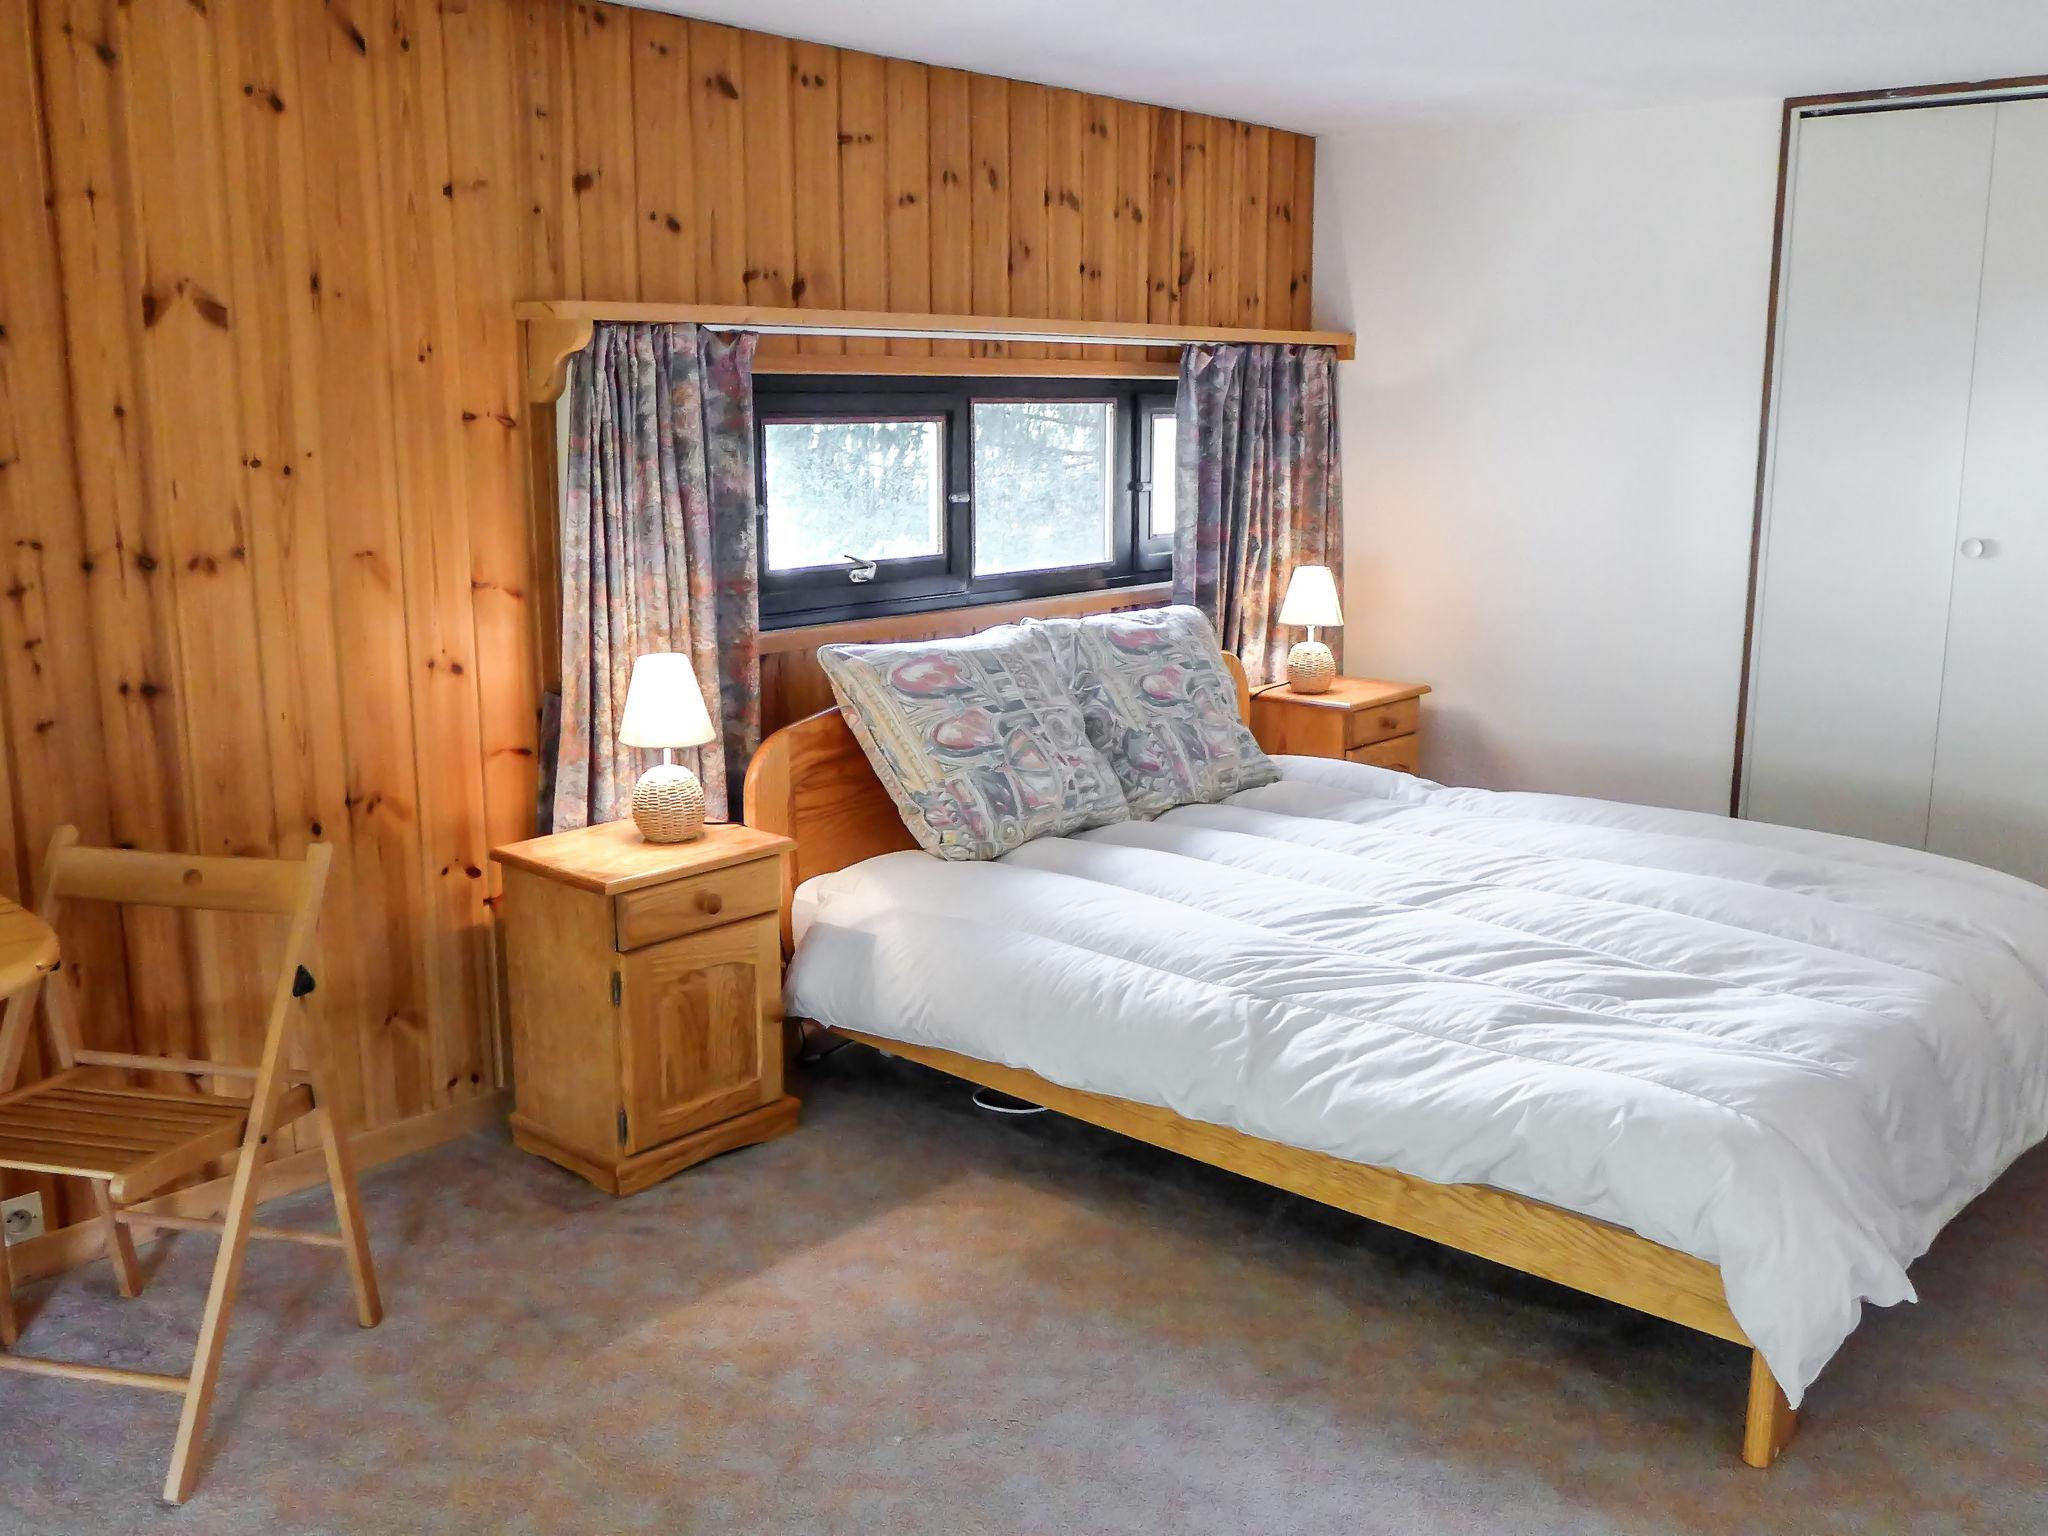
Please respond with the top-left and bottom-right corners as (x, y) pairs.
(785, 756), (2048, 1402)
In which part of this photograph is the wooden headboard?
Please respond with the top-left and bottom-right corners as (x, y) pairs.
(742, 652), (1253, 951)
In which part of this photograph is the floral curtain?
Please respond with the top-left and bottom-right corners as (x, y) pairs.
(1171, 343), (1343, 685)
(550, 322), (760, 831)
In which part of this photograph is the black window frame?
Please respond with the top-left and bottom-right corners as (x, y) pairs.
(755, 374), (1176, 628)
(1134, 392), (1177, 570)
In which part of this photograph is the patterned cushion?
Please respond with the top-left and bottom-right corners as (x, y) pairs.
(1039, 606), (1280, 816)
(817, 624), (1130, 861)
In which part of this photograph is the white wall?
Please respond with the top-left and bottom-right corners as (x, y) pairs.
(1314, 100), (1782, 812)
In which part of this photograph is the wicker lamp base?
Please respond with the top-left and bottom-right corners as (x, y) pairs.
(1285, 640), (1337, 694)
(631, 762), (706, 843)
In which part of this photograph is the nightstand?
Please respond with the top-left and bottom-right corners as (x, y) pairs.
(1250, 677), (1432, 772)
(490, 820), (799, 1196)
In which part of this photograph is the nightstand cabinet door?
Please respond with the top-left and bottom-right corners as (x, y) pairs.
(618, 913), (783, 1153)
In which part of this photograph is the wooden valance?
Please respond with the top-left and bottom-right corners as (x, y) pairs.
(515, 300), (1356, 402)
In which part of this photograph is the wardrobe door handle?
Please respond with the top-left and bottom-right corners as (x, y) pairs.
(1959, 537), (1994, 560)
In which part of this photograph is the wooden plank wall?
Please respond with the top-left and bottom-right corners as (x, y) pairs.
(0, 0), (1314, 1240)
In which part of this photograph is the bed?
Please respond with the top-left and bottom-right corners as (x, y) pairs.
(742, 654), (2048, 1467)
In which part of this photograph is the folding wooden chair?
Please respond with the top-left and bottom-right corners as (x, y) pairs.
(0, 828), (380, 1504)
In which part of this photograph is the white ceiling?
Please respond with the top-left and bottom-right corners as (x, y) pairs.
(638, 0), (2048, 134)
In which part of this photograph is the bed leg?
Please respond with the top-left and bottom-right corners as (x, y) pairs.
(1741, 1350), (1797, 1468)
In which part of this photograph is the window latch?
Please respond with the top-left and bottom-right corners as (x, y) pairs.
(842, 554), (879, 584)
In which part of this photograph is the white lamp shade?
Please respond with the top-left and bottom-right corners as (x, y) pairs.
(1277, 564), (1344, 629)
(618, 653), (716, 750)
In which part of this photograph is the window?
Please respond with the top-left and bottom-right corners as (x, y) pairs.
(1141, 405), (1177, 555)
(755, 376), (1175, 624)
(761, 418), (944, 571)
(972, 400), (1115, 576)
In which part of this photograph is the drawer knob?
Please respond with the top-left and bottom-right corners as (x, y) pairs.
(694, 890), (724, 916)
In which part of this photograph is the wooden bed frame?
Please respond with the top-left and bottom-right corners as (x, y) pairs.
(741, 654), (1799, 1468)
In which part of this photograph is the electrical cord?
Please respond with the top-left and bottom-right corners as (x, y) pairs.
(792, 1020), (1044, 1118)
(970, 1086), (1047, 1116)
(792, 1018), (853, 1065)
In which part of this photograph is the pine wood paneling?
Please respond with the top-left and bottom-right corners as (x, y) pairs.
(439, 0), (536, 1099)
(1116, 99), (1152, 362)
(882, 57), (931, 358)
(518, 0), (581, 299)
(1204, 117), (1244, 343)
(687, 20), (746, 315)
(567, 0), (638, 301)
(0, 0), (113, 1231)
(1177, 114), (1213, 329)
(1045, 89), (1086, 350)
(0, 0), (1315, 1245)
(788, 40), (842, 354)
(214, 0), (357, 1149)
(1005, 80), (1049, 360)
(377, 0), (498, 1115)
(1147, 107), (1182, 327)
(1263, 128), (1298, 328)
(926, 68), (973, 361)
(967, 74), (1009, 358)
(29, 0), (186, 1098)
(291, 0), (435, 1134)
(130, 0), (282, 1082)
(1240, 124), (1271, 327)
(738, 29), (795, 315)
(1291, 142), (1317, 328)
(1080, 93), (1116, 338)
(628, 10), (695, 303)
(836, 49), (888, 358)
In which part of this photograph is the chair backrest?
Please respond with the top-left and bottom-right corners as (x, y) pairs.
(1, 827), (333, 1088)
(49, 843), (324, 915)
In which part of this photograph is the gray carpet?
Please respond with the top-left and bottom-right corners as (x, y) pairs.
(2, 1045), (2044, 1534)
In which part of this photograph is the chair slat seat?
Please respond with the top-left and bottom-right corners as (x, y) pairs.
(0, 1076), (253, 1201)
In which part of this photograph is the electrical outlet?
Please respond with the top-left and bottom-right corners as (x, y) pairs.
(2, 1193), (45, 1245)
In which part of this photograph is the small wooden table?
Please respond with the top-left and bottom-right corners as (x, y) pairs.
(0, 895), (58, 1086)
(1249, 677), (1431, 771)
(490, 820), (799, 1196)
(0, 896), (57, 999)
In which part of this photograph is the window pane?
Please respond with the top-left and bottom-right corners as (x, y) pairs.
(761, 418), (944, 572)
(1147, 414), (1177, 539)
(971, 401), (1115, 576)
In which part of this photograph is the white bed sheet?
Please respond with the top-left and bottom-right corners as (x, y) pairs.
(785, 756), (2048, 1402)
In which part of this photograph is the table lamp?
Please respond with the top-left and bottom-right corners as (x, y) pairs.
(1277, 564), (1343, 693)
(619, 653), (716, 842)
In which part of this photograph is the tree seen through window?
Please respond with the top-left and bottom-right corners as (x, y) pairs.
(972, 401), (1114, 576)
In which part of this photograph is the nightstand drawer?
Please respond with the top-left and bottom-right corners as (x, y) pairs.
(1347, 734), (1420, 773)
(614, 857), (780, 950)
(1344, 697), (1421, 749)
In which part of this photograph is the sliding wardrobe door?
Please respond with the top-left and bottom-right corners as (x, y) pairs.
(1926, 98), (2048, 884)
(1743, 104), (1997, 845)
